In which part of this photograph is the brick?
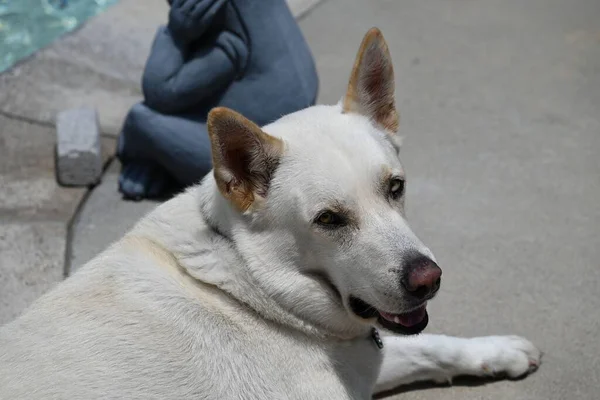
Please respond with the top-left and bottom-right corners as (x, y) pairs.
(55, 108), (103, 186)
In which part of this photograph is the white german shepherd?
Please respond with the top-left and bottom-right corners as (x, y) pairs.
(0, 28), (540, 399)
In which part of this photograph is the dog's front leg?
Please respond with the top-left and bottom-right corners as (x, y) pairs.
(374, 334), (541, 394)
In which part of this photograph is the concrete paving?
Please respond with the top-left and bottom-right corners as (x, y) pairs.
(0, 0), (167, 324)
(68, 161), (158, 274)
(1, 0), (598, 398)
(0, 112), (115, 324)
(0, 222), (66, 325)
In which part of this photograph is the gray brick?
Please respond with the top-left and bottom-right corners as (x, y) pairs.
(55, 108), (103, 186)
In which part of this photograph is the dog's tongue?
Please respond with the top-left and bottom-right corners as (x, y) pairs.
(379, 305), (427, 327)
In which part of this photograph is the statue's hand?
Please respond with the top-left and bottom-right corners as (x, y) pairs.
(167, 0), (227, 43)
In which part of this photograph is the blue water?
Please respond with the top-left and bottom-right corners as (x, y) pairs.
(0, 0), (118, 73)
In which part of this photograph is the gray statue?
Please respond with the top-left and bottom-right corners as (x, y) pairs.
(117, 0), (319, 199)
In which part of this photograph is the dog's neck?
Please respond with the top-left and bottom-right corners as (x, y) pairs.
(132, 179), (370, 341)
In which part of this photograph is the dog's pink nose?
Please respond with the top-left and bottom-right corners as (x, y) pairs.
(401, 256), (442, 300)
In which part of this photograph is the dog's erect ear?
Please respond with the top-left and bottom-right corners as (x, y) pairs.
(207, 107), (284, 212)
(343, 28), (399, 135)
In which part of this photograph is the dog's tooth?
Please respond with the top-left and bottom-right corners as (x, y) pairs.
(394, 316), (401, 324)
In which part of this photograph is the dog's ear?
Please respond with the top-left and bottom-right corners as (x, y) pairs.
(207, 107), (284, 212)
(343, 28), (399, 135)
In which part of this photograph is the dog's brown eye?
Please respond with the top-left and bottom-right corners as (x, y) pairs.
(315, 211), (344, 227)
(389, 177), (405, 199)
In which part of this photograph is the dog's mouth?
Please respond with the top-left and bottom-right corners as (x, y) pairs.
(349, 296), (429, 335)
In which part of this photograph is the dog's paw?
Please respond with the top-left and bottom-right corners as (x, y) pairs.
(467, 335), (542, 379)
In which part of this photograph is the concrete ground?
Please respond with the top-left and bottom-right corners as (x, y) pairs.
(0, 0), (169, 324)
(1, 0), (599, 399)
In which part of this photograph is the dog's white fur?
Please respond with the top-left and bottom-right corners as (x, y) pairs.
(0, 29), (540, 399)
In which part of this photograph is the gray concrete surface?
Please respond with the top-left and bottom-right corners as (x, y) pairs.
(0, 222), (66, 325)
(287, 0), (324, 19)
(0, 112), (115, 324)
(69, 161), (158, 274)
(1, 0), (598, 398)
(0, 114), (82, 324)
(298, 0), (599, 399)
(0, 114), (85, 222)
(0, 0), (167, 324)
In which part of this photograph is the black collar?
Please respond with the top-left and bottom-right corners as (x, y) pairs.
(371, 327), (384, 349)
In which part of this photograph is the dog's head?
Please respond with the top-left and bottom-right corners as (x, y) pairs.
(206, 28), (440, 335)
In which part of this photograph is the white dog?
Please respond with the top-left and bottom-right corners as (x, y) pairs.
(0, 28), (540, 399)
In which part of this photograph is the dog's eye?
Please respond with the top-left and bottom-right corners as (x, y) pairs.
(389, 177), (405, 199)
(315, 211), (345, 227)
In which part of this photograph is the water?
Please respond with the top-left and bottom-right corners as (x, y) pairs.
(0, 0), (118, 73)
